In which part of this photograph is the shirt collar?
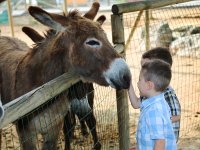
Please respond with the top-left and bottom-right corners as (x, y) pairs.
(140, 93), (164, 111)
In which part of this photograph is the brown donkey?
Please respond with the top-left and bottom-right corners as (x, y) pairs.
(22, 29), (100, 150)
(22, 3), (102, 149)
(0, 3), (131, 150)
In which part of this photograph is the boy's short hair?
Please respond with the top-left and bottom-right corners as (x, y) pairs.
(142, 47), (172, 66)
(142, 59), (171, 92)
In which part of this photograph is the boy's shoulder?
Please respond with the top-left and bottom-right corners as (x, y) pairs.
(165, 86), (175, 92)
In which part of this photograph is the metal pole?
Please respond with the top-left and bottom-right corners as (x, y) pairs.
(145, 10), (150, 51)
(7, 0), (14, 37)
(112, 0), (192, 15)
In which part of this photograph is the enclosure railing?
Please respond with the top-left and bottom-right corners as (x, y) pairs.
(111, 0), (192, 149)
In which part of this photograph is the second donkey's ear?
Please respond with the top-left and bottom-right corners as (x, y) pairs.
(84, 2), (100, 20)
(96, 15), (106, 25)
(22, 27), (44, 43)
(28, 6), (66, 31)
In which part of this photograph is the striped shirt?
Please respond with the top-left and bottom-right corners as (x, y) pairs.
(164, 87), (181, 142)
(137, 93), (177, 150)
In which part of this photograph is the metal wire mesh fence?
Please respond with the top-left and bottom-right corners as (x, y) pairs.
(123, 1), (200, 148)
(0, 85), (120, 149)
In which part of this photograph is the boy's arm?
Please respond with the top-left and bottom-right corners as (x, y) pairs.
(165, 88), (181, 122)
(128, 83), (140, 109)
(154, 139), (165, 150)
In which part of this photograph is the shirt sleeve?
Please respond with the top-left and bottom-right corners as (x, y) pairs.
(146, 109), (165, 140)
(164, 89), (181, 116)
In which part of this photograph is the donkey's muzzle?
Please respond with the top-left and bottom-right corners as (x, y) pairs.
(110, 74), (131, 90)
(103, 58), (131, 90)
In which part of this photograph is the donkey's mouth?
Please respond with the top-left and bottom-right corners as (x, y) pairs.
(103, 58), (131, 90)
(109, 75), (131, 90)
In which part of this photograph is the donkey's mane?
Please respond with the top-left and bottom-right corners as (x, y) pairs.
(44, 29), (57, 38)
(68, 9), (81, 18)
(31, 29), (57, 52)
(68, 10), (101, 32)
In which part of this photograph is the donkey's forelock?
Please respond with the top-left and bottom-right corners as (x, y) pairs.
(66, 11), (102, 32)
(68, 10), (81, 18)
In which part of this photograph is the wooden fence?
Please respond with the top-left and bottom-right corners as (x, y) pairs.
(111, 0), (192, 149)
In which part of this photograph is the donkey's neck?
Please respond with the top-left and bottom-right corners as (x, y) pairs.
(18, 36), (71, 88)
(39, 40), (70, 78)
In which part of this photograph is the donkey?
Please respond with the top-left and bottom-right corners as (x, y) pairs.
(22, 3), (101, 149)
(0, 0), (6, 133)
(0, 3), (131, 150)
(22, 25), (101, 150)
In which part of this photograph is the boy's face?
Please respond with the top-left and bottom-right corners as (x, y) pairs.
(137, 70), (149, 97)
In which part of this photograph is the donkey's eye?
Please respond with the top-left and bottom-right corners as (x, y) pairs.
(86, 40), (100, 46)
(85, 38), (102, 48)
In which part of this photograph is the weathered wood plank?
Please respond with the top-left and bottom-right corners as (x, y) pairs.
(112, 0), (192, 14)
(116, 89), (130, 150)
(0, 71), (80, 128)
(111, 14), (125, 44)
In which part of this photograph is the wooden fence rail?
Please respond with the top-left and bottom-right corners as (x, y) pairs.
(112, 0), (192, 14)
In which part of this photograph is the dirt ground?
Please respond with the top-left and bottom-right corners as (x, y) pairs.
(0, 7), (200, 150)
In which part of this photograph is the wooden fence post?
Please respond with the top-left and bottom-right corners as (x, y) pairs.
(145, 10), (150, 51)
(111, 14), (130, 150)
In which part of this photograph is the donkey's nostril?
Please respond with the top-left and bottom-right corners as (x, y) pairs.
(109, 74), (131, 90)
(122, 74), (131, 89)
(110, 78), (121, 90)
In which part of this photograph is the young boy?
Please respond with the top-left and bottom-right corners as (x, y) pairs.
(128, 59), (177, 150)
(141, 47), (181, 142)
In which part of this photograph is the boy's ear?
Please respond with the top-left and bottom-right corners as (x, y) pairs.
(147, 81), (154, 90)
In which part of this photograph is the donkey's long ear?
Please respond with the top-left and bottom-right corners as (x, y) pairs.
(84, 2), (100, 20)
(22, 26), (44, 43)
(28, 6), (65, 31)
(96, 15), (106, 25)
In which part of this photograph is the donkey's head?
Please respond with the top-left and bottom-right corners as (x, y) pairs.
(28, 3), (131, 89)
